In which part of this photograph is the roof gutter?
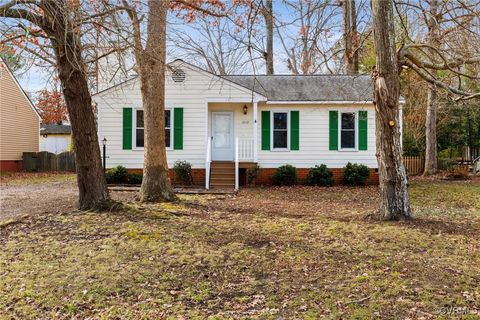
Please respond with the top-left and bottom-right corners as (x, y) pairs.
(265, 99), (406, 105)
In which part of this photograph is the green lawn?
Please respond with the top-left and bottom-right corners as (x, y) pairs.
(1, 178), (479, 319)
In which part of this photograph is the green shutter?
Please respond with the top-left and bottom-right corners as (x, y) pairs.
(290, 111), (299, 150)
(261, 110), (270, 150)
(173, 107), (183, 150)
(358, 110), (368, 150)
(122, 108), (132, 150)
(329, 110), (338, 150)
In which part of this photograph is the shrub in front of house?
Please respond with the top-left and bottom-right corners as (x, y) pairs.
(307, 164), (334, 186)
(343, 162), (370, 186)
(105, 165), (129, 184)
(173, 160), (193, 185)
(273, 164), (297, 186)
(247, 164), (261, 186)
(127, 173), (143, 184)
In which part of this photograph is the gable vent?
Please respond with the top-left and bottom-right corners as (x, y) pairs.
(171, 68), (186, 83)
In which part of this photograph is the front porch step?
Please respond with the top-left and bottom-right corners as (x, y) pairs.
(210, 161), (235, 189)
(211, 178), (235, 184)
(211, 163), (235, 169)
(210, 183), (235, 190)
(211, 170), (235, 176)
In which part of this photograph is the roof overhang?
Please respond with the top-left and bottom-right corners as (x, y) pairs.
(266, 98), (406, 105)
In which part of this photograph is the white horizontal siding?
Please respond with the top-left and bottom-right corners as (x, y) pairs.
(257, 104), (378, 168)
(96, 61), (379, 170)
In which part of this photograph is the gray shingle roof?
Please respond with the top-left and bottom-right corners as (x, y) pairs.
(222, 74), (373, 102)
(40, 124), (71, 135)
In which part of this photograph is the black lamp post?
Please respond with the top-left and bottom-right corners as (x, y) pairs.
(102, 137), (107, 173)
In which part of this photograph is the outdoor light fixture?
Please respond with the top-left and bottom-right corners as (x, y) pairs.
(243, 104), (248, 115)
(102, 137), (107, 173)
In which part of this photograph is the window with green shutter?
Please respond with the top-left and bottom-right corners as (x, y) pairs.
(290, 111), (299, 150)
(329, 110), (338, 150)
(261, 110), (270, 150)
(173, 107), (183, 150)
(123, 108), (132, 150)
(358, 110), (368, 150)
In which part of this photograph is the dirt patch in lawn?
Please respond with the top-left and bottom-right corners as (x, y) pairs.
(0, 177), (479, 319)
(0, 173), (78, 223)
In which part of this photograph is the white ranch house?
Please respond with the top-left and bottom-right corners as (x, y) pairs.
(94, 59), (403, 189)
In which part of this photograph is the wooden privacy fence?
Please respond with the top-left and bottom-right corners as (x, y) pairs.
(23, 151), (76, 172)
(403, 156), (425, 176)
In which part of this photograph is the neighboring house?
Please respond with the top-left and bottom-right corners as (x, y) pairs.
(0, 59), (40, 172)
(94, 59), (403, 189)
(39, 124), (72, 154)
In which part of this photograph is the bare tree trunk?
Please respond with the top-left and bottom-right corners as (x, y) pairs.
(263, 0), (274, 75)
(49, 1), (109, 210)
(371, 0), (412, 220)
(139, 0), (175, 202)
(424, 0), (440, 175)
(424, 83), (438, 174)
(343, 0), (359, 74)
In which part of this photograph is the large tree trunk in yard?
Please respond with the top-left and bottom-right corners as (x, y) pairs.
(264, 0), (274, 75)
(47, 1), (109, 210)
(139, 0), (176, 202)
(371, 0), (412, 220)
(423, 0), (440, 175)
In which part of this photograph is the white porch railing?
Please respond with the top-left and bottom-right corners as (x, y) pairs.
(205, 137), (212, 190)
(235, 137), (239, 190)
(238, 138), (254, 162)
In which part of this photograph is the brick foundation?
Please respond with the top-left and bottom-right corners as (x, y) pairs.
(0, 160), (22, 172)
(255, 168), (379, 186)
(126, 167), (379, 186)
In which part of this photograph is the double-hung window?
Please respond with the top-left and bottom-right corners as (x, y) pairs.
(340, 112), (356, 149)
(134, 109), (172, 148)
(272, 112), (288, 149)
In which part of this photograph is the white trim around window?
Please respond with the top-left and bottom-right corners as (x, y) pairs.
(338, 111), (358, 151)
(270, 110), (290, 151)
(133, 108), (144, 150)
(132, 107), (173, 150)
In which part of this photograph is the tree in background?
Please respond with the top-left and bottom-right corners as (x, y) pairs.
(261, 0), (274, 74)
(342, 0), (359, 74)
(36, 90), (68, 125)
(277, 1), (342, 74)
(397, 0), (480, 174)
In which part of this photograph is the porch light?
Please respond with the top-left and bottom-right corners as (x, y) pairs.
(243, 104), (248, 115)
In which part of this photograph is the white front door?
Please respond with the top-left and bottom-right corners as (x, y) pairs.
(211, 112), (234, 161)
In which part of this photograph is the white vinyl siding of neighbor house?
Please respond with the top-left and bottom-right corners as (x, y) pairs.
(39, 134), (72, 154)
(0, 61), (40, 161)
(94, 63), (260, 169)
(257, 104), (377, 168)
